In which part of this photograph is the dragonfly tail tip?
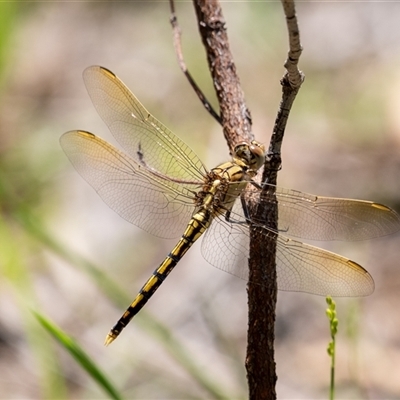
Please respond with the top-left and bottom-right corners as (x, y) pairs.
(104, 333), (116, 347)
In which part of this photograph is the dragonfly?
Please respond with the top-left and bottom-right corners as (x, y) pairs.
(60, 66), (400, 345)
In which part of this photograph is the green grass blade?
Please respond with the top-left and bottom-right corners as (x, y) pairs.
(34, 312), (123, 400)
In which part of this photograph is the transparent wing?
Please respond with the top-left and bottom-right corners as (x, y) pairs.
(202, 198), (374, 297)
(201, 199), (250, 280)
(60, 130), (200, 239)
(275, 235), (374, 296)
(83, 66), (207, 182)
(238, 185), (400, 241)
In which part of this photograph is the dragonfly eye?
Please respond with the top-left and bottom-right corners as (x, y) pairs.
(233, 141), (265, 171)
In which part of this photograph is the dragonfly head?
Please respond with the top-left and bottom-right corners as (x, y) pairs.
(233, 140), (265, 174)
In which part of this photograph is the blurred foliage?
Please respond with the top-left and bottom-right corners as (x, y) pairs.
(0, 2), (20, 86)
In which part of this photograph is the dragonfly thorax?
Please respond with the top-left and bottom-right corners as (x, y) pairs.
(233, 140), (265, 176)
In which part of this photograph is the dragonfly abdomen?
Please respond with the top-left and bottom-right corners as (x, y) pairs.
(105, 209), (212, 345)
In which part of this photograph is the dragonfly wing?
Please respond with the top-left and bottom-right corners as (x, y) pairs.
(83, 66), (207, 182)
(243, 185), (400, 241)
(60, 130), (197, 239)
(275, 235), (374, 296)
(202, 197), (374, 296)
(201, 199), (250, 281)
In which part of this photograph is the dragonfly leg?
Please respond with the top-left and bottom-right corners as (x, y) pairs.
(223, 195), (250, 225)
(248, 179), (263, 190)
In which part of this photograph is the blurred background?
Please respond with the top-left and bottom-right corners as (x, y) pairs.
(0, 1), (399, 399)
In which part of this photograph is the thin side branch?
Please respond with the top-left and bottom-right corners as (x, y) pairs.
(264, 0), (305, 184)
(169, 0), (221, 125)
(282, 0), (303, 89)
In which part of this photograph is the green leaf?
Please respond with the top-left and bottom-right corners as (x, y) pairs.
(33, 312), (123, 400)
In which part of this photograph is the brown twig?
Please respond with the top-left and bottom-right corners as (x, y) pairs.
(172, 1), (303, 398)
(190, 1), (277, 398)
(246, 1), (304, 399)
(169, 0), (221, 125)
(192, 0), (253, 154)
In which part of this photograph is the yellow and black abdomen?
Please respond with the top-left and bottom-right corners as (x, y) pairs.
(105, 209), (212, 345)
